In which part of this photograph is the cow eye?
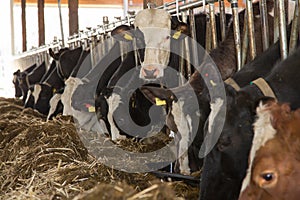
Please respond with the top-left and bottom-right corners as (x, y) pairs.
(166, 35), (170, 40)
(261, 173), (273, 181)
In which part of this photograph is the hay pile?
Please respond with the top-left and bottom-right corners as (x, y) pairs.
(0, 97), (199, 199)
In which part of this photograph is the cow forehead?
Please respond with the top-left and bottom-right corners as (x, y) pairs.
(240, 102), (277, 193)
(135, 9), (171, 29)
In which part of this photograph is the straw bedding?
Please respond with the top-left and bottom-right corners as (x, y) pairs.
(0, 97), (199, 199)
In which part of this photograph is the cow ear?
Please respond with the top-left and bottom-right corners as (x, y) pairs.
(111, 24), (134, 42)
(49, 48), (55, 59)
(140, 86), (176, 106)
(171, 22), (190, 40)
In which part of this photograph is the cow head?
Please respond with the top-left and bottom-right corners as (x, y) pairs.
(12, 69), (22, 98)
(112, 9), (189, 80)
(32, 83), (57, 115)
(239, 99), (300, 200)
(200, 87), (256, 200)
(135, 9), (189, 80)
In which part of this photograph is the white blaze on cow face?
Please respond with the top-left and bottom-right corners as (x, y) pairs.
(208, 98), (224, 134)
(106, 93), (126, 141)
(61, 77), (83, 116)
(171, 100), (192, 175)
(134, 9), (171, 80)
(47, 93), (62, 120)
(32, 84), (42, 104)
(240, 101), (277, 194)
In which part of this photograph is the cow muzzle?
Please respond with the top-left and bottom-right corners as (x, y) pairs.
(140, 66), (161, 80)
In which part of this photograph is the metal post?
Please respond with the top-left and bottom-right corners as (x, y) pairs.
(231, 0), (242, 70)
(259, 0), (269, 51)
(218, 0), (226, 41)
(241, 12), (249, 66)
(278, 0), (288, 59)
(179, 11), (188, 85)
(58, 0), (65, 47)
(274, 0), (279, 43)
(205, 15), (212, 51)
(188, 8), (197, 79)
(246, 0), (256, 60)
(21, 0), (27, 52)
(209, 3), (218, 49)
(289, 0), (299, 55)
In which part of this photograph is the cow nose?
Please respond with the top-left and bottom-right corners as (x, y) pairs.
(142, 68), (159, 79)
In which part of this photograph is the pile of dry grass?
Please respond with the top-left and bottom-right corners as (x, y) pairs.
(0, 97), (199, 199)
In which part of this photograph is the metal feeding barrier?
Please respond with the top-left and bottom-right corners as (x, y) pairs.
(14, 0), (299, 81)
(14, 12), (135, 71)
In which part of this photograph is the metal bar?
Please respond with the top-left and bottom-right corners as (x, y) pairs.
(209, 3), (218, 49)
(231, 0), (242, 70)
(259, 0), (269, 51)
(188, 8), (197, 79)
(289, 0), (299, 55)
(246, 0), (256, 60)
(58, 0), (65, 47)
(274, 0), (279, 43)
(167, 1), (205, 14)
(179, 12), (187, 85)
(219, 0), (226, 41)
(156, 0), (185, 9)
(278, 0), (288, 59)
(241, 11), (249, 66)
(205, 15), (212, 52)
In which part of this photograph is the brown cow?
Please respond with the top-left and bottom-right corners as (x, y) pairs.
(239, 99), (300, 200)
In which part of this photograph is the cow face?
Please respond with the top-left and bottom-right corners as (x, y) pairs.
(12, 70), (22, 98)
(33, 84), (55, 115)
(134, 9), (171, 80)
(24, 86), (35, 108)
(200, 88), (255, 200)
(239, 100), (300, 200)
(135, 9), (189, 80)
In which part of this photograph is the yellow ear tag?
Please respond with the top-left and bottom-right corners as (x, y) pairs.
(88, 106), (96, 112)
(155, 97), (166, 106)
(53, 88), (56, 93)
(172, 30), (181, 39)
(124, 33), (133, 41)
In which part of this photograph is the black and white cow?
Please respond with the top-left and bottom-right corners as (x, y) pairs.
(199, 44), (300, 200)
(18, 62), (47, 104)
(31, 47), (86, 116)
(140, 35), (284, 175)
(12, 63), (37, 99)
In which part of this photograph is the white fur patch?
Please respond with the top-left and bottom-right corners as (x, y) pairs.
(32, 84), (42, 104)
(47, 93), (62, 120)
(61, 77), (83, 116)
(208, 98), (224, 134)
(106, 93), (125, 141)
(24, 90), (32, 105)
(240, 101), (277, 193)
(171, 100), (191, 175)
(135, 9), (171, 79)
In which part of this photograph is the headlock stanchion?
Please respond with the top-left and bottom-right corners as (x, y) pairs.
(259, 0), (270, 51)
(218, 0), (227, 42)
(241, 11), (249, 66)
(246, 0), (256, 61)
(289, 0), (300, 55)
(278, 0), (288, 59)
(209, 1), (218, 49)
(231, 0), (242, 70)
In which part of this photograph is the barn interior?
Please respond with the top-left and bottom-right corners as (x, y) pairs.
(0, 0), (299, 199)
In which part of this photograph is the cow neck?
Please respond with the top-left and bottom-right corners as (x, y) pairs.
(44, 69), (65, 90)
(251, 78), (277, 100)
(57, 63), (66, 81)
(224, 78), (240, 91)
(25, 74), (31, 88)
